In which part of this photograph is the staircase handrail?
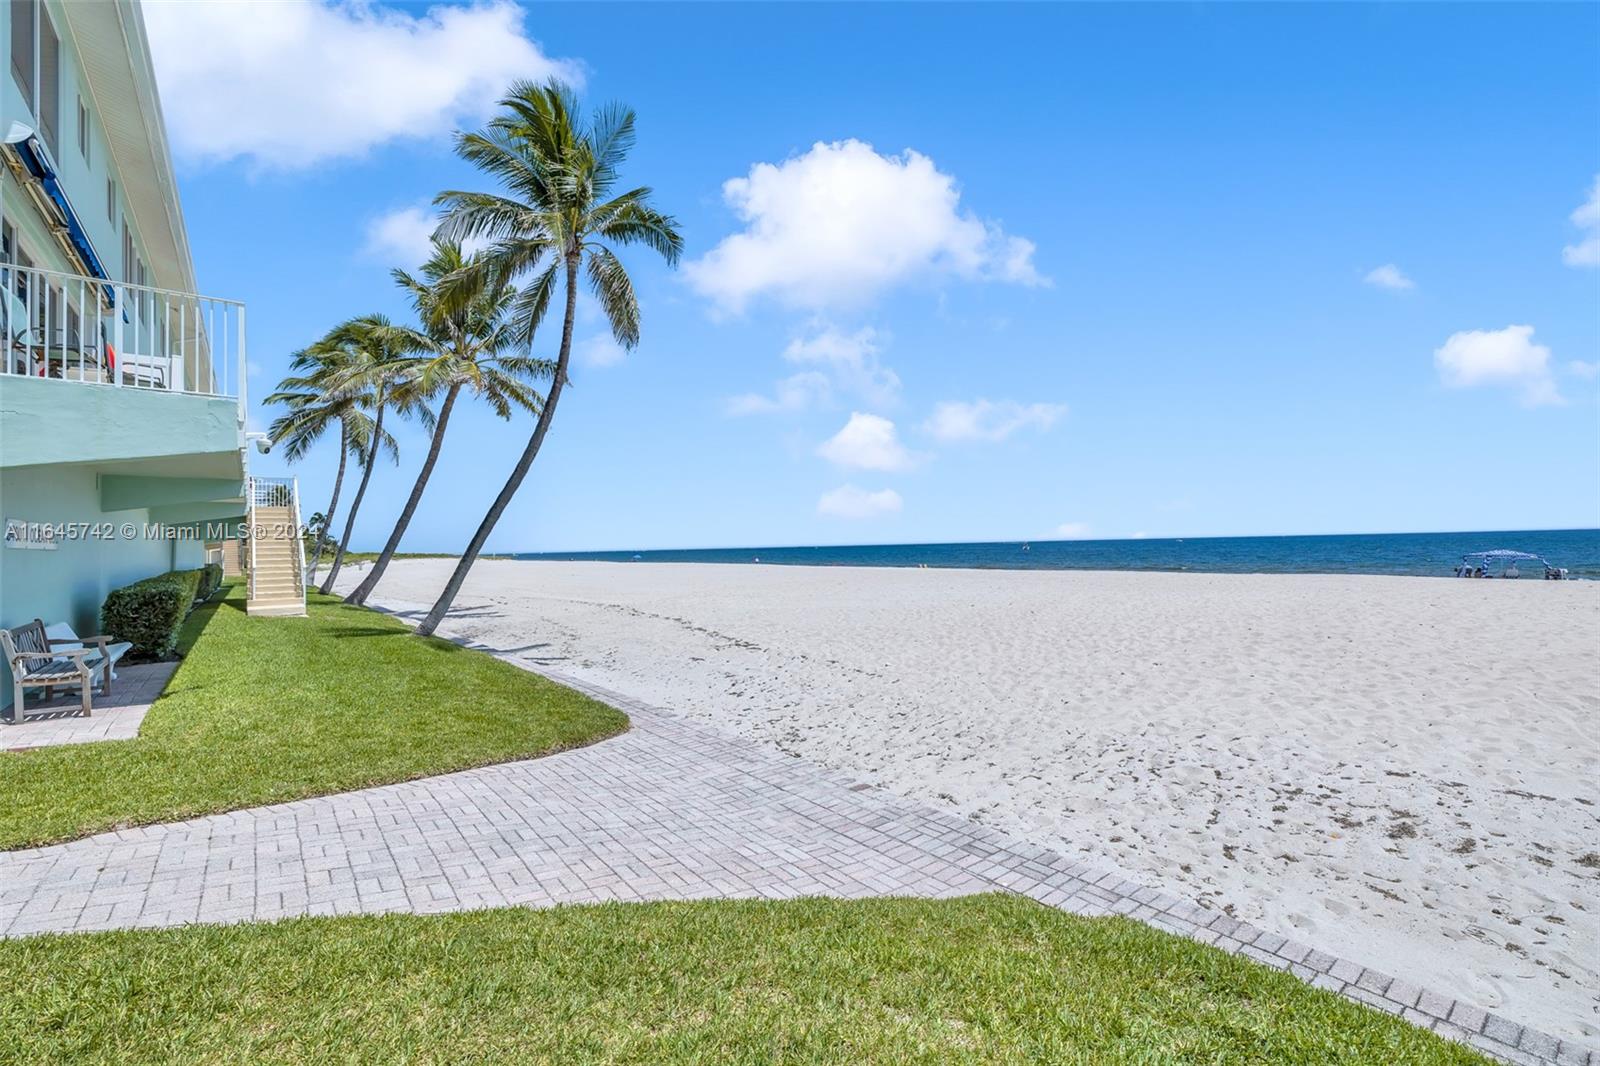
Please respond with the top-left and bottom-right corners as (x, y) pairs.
(247, 476), (257, 600)
(288, 477), (307, 609)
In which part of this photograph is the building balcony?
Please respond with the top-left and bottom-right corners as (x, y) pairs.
(0, 263), (248, 475)
(1, 261), (246, 410)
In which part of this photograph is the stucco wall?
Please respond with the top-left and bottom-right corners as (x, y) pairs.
(0, 462), (202, 708)
(0, 376), (243, 470)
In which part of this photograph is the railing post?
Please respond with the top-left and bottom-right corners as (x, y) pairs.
(236, 303), (247, 425)
(112, 284), (123, 387)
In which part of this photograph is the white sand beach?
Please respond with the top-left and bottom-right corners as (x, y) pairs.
(343, 558), (1600, 1041)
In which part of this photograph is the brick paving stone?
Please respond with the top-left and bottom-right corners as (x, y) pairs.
(1450, 1002), (1489, 1034)
(1484, 1011), (1523, 1043)
(1418, 989), (1457, 1020)
(1384, 979), (1424, 1010)
(1328, 959), (1365, 985)
(1519, 1030), (1560, 1060)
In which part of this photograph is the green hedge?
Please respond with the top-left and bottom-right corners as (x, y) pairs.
(198, 563), (223, 602)
(101, 569), (205, 660)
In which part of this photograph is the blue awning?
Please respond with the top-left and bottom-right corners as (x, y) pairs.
(3, 122), (114, 298)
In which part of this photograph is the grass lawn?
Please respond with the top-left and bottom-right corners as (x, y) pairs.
(0, 894), (1486, 1064)
(332, 550), (467, 565)
(0, 582), (626, 849)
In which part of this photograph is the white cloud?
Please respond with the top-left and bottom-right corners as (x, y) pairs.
(1363, 264), (1415, 291)
(1562, 175), (1600, 268)
(1054, 522), (1091, 539)
(685, 139), (1046, 312)
(143, 0), (581, 168)
(817, 484), (902, 519)
(925, 399), (1066, 443)
(575, 334), (627, 368)
(1568, 360), (1599, 380)
(364, 203), (493, 268)
(783, 326), (900, 405)
(816, 413), (920, 472)
(729, 325), (900, 416)
(1434, 325), (1562, 407)
(726, 371), (832, 416)
(363, 205), (438, 267)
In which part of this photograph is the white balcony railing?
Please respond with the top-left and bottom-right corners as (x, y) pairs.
(0, 262), (246, 415)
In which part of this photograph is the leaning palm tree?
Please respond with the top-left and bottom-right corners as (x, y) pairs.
(413, 81), (681, 637)
(343, 240), (549, 607)
(310, 315), (431, 595)
(265, 341), (396, 585)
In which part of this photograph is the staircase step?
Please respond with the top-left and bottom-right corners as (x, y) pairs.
(247, 603), (307, 618)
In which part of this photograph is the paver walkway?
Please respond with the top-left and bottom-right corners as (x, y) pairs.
(0, 670), (1586, 1066)
(2, 662), (177, 749)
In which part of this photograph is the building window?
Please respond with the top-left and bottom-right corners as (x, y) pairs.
(9, 1), (58, 157)
(38, 8), (59, 157)
(3, 220), (32, 306)
(107, 178), (116, 223)
(77, 96), (90, 163)
(10, 0), (34, 113)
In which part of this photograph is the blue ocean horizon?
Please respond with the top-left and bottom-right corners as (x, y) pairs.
(515, 528), (1600, 580)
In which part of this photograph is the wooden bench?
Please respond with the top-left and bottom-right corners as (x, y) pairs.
(2, 619), (106, 722)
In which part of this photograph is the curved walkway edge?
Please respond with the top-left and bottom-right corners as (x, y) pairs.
(0, 667), (1588, 1066)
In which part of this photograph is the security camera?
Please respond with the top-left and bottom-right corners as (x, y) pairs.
(246, 432), (272, 455)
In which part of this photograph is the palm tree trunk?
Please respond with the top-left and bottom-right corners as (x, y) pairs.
(416, 258), (579, 637)
(319, 401), (386, 595)
(345, 382), (461, 606)
(306, 423), (349, 585)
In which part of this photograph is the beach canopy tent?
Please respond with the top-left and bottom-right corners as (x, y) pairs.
(1454, 550), (1566, 578)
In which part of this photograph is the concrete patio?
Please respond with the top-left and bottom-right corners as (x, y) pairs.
(2, 662), (178, 750)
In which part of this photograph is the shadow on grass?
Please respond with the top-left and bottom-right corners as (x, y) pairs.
(175, 587), (231, 655)
(329, 628), (415, 640)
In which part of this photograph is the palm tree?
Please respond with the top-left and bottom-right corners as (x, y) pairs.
(302, 511), (330, 559)
(413, 81), (681, 637)
(314, 314), (432, 595)
(265, 340), (397, 585)
(343, 239), (550, 606)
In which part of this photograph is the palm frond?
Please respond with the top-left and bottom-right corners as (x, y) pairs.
(586, 246), (641, 348)
(593, 198), (683, 266)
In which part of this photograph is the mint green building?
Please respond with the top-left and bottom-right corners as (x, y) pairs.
(0, 0), (252, 712)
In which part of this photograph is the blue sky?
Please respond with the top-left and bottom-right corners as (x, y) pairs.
(150, 1), (1599, 551)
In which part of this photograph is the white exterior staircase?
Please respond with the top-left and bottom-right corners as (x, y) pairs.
(246, 477), (307, 617)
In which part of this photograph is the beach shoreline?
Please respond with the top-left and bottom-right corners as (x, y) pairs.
(340, 557), (1600, 1042)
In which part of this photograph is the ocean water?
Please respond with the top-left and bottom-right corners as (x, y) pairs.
(517, 528), (1600, 580)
